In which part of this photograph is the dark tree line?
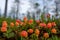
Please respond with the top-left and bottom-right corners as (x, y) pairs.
(3, 0), (60, 19)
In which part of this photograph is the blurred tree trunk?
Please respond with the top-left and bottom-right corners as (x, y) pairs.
(55, 3), (58, 16)
(9, 6), (16, 19)
(34, 3), (40, 20)
(0, 9), (1, 17)
(4, 0), (8, 18)
(55, 0), (59, 16)
(27, 11), (31, 20)
(16, 3), (19, 19)
(32, 12), (35, 20)
(15, 0), (20, 19)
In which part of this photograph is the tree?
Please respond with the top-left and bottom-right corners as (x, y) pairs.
(34, 3), (40, 20)
(34, 3), (39, 8)
(43, 0), (49, 14)
(55, 0), (60, 16)
(0, 9), (1, 17)
(4, 0), (8, 18)
(15, 0), (20, 19)
(9, 6), (16, 19)
(27, 11), (31, 20)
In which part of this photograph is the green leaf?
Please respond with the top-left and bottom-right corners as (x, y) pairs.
(7, 29), (12, 33)
(4, 32), (15, 38)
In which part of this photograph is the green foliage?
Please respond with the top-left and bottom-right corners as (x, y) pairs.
(3, 28), (15, 38)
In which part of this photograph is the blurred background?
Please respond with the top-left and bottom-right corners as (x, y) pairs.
(0, 0), (60, 20)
